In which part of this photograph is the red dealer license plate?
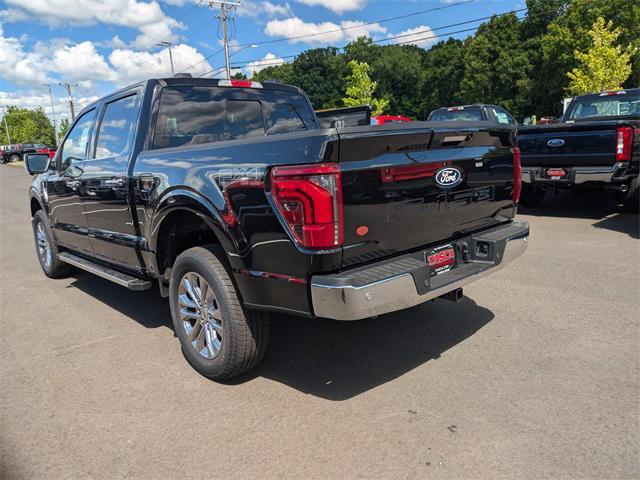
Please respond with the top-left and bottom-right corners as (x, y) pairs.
(427, 243), (457, 277)
(545, 168), (567, 179)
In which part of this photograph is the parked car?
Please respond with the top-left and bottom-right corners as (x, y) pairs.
(428, 104), (517, 125)
(1, 143), (52, 163)
(517, 88), (639, 211)
(371, 115), (413, 125)
(25, 77), (528, 380)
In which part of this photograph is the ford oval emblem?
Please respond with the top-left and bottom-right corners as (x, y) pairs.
(547, 138), (565, 147)
(435, 167), (463, 188)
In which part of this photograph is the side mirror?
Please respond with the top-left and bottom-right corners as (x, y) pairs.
(24, 153), (51, 175)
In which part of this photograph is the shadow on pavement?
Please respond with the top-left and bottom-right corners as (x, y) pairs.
(519, 190), (639, 239)
(238, 296), (494, 400)
(68, 271), (173, 330)
(68, 271), (494, 400)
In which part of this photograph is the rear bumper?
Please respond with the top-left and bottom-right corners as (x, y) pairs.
(311, 221), (529, 321)
(521, 163), (628, 185)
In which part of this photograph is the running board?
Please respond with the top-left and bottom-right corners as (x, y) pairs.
(59, 252), (152, 291)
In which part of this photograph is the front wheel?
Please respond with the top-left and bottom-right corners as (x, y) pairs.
(169, 245), (270, 380)
(32, 210), (73, 278)
(519, 185), (546, 207)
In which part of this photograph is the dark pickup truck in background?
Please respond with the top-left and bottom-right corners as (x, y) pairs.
(518, 89), (639, 211)
(25, 77), (528, 380)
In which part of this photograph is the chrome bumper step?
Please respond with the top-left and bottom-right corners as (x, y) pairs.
(59, 252), (152, 291)
(311, 221), (529, 321)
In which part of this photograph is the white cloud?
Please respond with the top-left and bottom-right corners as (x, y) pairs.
(244, 53), (285, 76)
(296, 0), (366, 14)
(52, 42), (115, 84)
(109, 44), (213, 86)
(0, 89), (99, 124)
(265, 17), (386, 45)
(387, 25), (439, 49)
(0, 24), (49, 86)
(237, 1), (294, 19)
(1, 0), (183, 49)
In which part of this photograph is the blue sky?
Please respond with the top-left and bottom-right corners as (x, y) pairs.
(0, 0), (524, 121)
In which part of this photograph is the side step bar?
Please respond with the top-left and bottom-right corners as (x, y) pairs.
(59, 252), (152, 291)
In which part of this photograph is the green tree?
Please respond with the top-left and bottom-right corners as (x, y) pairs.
(458, 13), (532, 118)
(254, 48), (347, 109)
(342, 60), (389, 115)
(58, 118), (70, 139)
(417, 38), (466, 118)
(567, 17), (637, 95)
(541, 0), (640, 114)
(0, 107), (55, 145)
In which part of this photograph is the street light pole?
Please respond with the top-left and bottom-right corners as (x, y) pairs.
(43, 84), (60, 146)
(0, 106), (11, 145)
(157, 41), (175, 76)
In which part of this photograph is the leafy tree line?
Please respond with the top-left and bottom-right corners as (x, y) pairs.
(253, 0), (639, 120)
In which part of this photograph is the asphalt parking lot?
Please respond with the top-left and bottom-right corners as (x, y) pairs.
(1, 164), (638, 479)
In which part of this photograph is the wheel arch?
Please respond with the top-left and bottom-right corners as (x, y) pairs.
(149, 189), (237, 278)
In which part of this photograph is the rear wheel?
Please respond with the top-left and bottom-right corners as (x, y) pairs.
(9, 153), (21, 163)
(169, 245), (269, 380)
(621, 177), (639, 213)
(32, 210), (73, 278)
(519, 185), (546, 207)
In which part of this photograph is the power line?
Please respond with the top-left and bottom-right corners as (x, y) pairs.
(222, 7), (530, 74)
(372, 7), (527, 45)
(235, 0), (476, 48)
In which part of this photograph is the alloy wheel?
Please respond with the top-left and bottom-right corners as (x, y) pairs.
(178, 272), (224, 359)
(36, 222), (52, 269)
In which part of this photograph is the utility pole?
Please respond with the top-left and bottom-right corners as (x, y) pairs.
(157, 41), (175, 76)
(0, 106), (11, 145)
(43, 84), (60, 146)
(59, 82), (77, 121)
(204, 1), (241, 80)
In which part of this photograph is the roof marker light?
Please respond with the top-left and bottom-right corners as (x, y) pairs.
(218, 79), (263, 89)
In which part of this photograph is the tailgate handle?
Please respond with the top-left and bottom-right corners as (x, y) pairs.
(442, 135), (470, 145)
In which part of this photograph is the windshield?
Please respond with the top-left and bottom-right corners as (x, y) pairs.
(429, 107), (483, 122)
(567, 92), (640, 120)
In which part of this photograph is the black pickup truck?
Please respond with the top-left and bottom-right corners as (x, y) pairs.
(518, 89), (639, 211)
(24, 77), (528, 380)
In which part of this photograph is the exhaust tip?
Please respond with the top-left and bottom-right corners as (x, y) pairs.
(440, 288), (464, 303)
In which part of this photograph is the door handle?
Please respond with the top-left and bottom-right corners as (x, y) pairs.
(104, 178), (125, 187)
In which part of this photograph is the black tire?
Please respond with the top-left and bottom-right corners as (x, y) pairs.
(519, 185), (546, 207)
(9, 153), (21, 163)
(169, 245), (269, 380)
(32, 210), (73, 279)
(621, 177), (639, 213)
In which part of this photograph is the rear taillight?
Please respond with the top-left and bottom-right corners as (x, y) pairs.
(616, 126), (633, 162)
(270, 163), (343, 249)
(513, 147), (522, 204)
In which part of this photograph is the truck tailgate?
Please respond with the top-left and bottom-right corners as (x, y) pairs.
(518, 122), (619, 167)
(337, 123), (517, 267)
